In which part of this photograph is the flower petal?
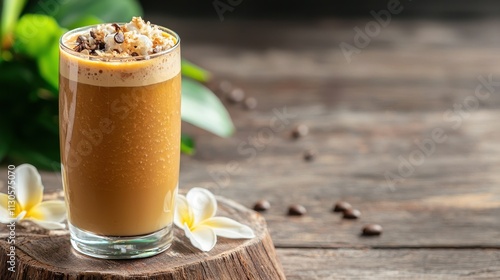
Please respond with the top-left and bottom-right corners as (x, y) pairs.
(174, 194), (194, 229)
(202, 217), (255, 239)
(183, 223), (217, 252)
(27, 219), (66, 230)
(0, 193), (23, 223)
(14, 164), (44, 211)
(186, 187), (217, 225)
(26, 200), (66, 223)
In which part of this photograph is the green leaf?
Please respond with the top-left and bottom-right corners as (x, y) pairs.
(181, 135), (195, 155)
(37, 34), (63, 89)
(0, 60), (34, 95)
(8, 145), (59, 171)
(67, 15), (102, 30)
(1, 0), (27, 47)
(36, 0), (142, 28)
(14, 14), (61, 58)
(181, 79), (234, 137)
(0, 122), (12, 162)
(181, 59), (212, 83)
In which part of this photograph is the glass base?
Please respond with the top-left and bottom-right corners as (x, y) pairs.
(69, 223), (173, 259)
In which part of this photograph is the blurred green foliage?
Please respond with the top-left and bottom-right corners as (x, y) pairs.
(0, 0), (234, 169)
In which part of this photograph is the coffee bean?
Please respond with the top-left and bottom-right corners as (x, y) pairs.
(303, 149), (316, 161)
(243, 97), (257, 110)
(227, 88), (245, 104)
(97, 41), (106, 50)
(90, 30), (97, 39)
(333, 201), (352, 212)
(288, 204), (307, 216)
(76, 35), (87, 45)
(114, 32), (125, 44)
(253, 200), (271, 211)
(218, 80), (233, 94)
(112, 23), (121, 32)
(362, 224), (383, 236)
(291, 124), (309, 138)
(131, 52), (139, 57)
(343, 208), (361, 219)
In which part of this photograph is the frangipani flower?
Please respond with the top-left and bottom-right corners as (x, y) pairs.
(0, 164), (66, 230)
(174, 188), (255, 252)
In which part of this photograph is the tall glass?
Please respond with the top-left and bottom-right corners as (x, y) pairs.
(59, 25), (181, 259)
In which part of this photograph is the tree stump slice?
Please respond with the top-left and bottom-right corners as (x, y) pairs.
(0, 195), (285, 280)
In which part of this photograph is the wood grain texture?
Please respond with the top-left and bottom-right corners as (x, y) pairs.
(0, 197), (285, 280)
(2, 17), (500, 278)
(277, 248), (500, 279)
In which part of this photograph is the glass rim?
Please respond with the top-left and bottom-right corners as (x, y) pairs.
(59, 23), (180, 62)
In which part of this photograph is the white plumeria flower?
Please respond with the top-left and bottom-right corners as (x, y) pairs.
(0, 164), (66, 230)
(174, 188), (255, 252)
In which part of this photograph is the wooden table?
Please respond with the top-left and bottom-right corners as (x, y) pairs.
(4, 17), (500, 278)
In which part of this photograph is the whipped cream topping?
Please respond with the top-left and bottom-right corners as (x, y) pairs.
(66, 17), (176, 59)
(60, 18), (181, 87)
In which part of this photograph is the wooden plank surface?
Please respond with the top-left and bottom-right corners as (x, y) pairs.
(2, 17), (500, 277)
(156, 18), (500, 249)
(277, 248), (500, 279)
(0, 197), (285, 280)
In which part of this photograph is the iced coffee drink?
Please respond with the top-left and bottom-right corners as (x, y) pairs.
(59, 17), (180, 259)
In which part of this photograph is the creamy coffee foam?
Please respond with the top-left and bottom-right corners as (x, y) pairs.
(60, 19), (180, 87)
(59, 47), (180, 87)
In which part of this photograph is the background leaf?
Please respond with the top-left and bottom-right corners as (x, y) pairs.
(0, 121), (12, 162)
(181, 135), (195, 155)
(1, 0), (27, 47)
(182, 79), (234, 137)
(14, 14), (60, 57)
(67, 15), (102, 30)
(8, 144), (59, 170)
(33, 0), (142, 28)
(37, 33), (63, 90)
(181, 59), (212, 83)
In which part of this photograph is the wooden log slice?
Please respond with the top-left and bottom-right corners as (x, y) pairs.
(0, 195), (285, 280)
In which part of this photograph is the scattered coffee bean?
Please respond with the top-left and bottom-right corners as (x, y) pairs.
(227, 88), (245, 104)
(362, 224), (383, 236)
(291, 124), (309, 138)
(303, 149), (316, 161)
(90, 30), (97, 39)
(227, 89), (244, 103)
(131, 52), (139, 57)
(114, 32), (125, 44)
(288, 204), (307, 216)
(219, 80), (232, 92)
(243, 97), (257, 110)
(253, 200), (271, 211)
(343, 208), (361, 219)
(333, 201), (352, 212)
